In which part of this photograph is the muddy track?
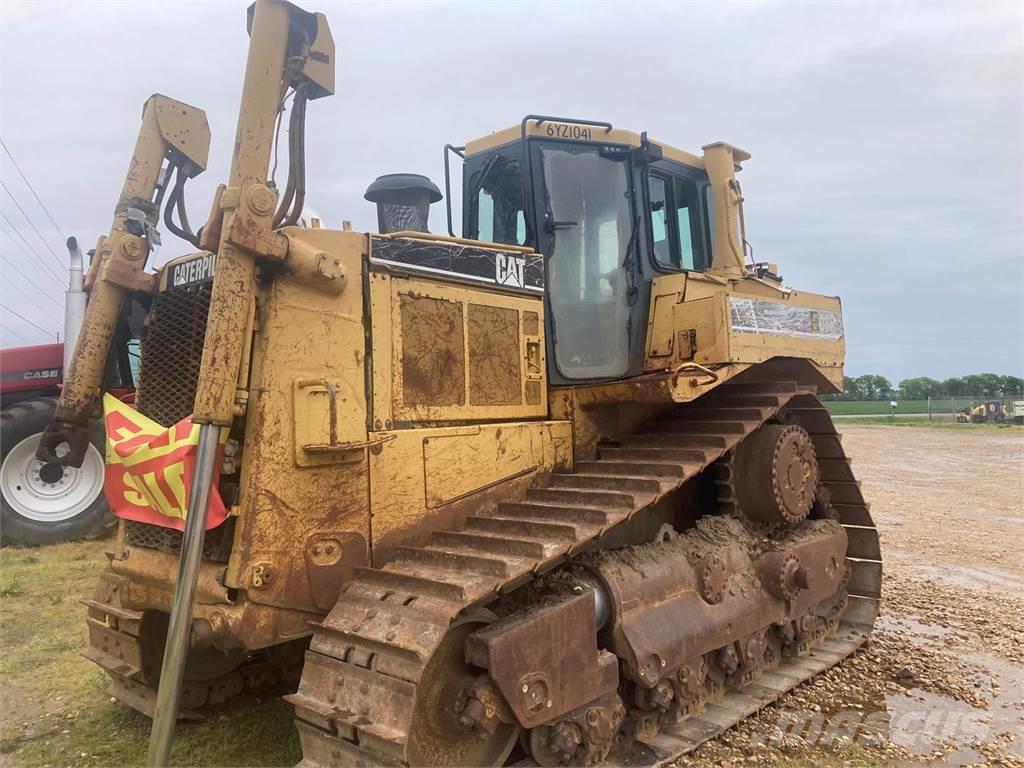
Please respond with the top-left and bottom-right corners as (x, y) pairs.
(82, 575), (301, 718)
(288, 381), (882, 767)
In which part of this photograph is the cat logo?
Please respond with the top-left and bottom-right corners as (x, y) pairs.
(496, 254), (525, 289)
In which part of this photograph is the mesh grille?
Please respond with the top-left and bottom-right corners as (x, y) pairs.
(135, 282), (212, 427)
(128, 281), (228, 560)
(124, 519), (232, 562)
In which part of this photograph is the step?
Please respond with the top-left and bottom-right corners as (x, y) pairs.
(465, 515), (579, 542)
(617, 433), (729, 449)
(392, 546), (509, 578)
(526, 487), (635, 510)
(598, 445), (707, 465)
(352, 567), (466, 603)
(651, 420), (752, 435)
(494, 501), (609, 525)
(576, 460), (685, 478)
(548, 473), (663, 495)
(673, 407), (769, 422)
(431, 530), (547, 560)
(705, 393), (786, 408)
(718, 381), (798, 395)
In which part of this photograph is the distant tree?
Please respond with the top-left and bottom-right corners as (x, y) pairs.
(898, 376), (942, 400)
(999, 375), (1024, 396)
(942, 377), (966, 397)
(829, 373), (1020, 402)
(960, 373), (1004, 397)
(852, 374), (893, 400)
(873, 375), (894, 400)
(840, 375), (861, 400)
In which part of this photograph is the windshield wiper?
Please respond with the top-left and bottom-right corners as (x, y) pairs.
(470, 153), (502, 202)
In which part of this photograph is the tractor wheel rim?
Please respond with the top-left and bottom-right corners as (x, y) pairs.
(1, 432), (105, 523)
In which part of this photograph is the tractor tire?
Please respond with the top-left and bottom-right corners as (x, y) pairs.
(1, 397), (113, 546)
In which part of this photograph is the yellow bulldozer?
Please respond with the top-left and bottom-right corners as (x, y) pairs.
(37, 1), (881, 765)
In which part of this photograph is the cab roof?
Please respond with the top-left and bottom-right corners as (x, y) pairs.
(463, 117), (751, 171)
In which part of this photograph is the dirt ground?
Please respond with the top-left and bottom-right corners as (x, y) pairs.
(1, 423), (1021, 767)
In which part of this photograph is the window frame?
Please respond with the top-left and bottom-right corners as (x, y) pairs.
(642, 163), (713, 274)
(536, 142), (636, 380)
(464, 152), (529, 247)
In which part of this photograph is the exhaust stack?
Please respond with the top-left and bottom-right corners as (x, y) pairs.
(63, 237), (86, 375)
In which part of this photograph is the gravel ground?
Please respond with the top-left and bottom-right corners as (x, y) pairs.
(687, 424), (1024, 768)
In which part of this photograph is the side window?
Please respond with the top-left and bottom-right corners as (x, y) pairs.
(648, 176), (674, 269)
(647, 170), (709, 272)
(673, 177), (701, 271)
(477, 190), (495, 242)
(469, 156), (526, 246)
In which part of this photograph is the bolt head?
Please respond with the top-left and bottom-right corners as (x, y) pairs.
(248, 186), (277, 217)
(120, 236), (145, 260)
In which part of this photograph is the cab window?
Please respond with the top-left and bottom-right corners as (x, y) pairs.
(647, 172), (708, 271)
(468, 155), (527, 246)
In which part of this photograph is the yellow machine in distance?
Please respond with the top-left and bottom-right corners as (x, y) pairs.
(39, 1), (881, 765)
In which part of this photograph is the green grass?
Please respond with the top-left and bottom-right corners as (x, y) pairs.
(0, 578), (22, 598)
(825, 400), (930, 416)
(0, 541), (299, 767)
(838, 416), (1019, 428)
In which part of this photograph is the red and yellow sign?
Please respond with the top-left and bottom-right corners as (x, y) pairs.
(103, 394), (229, 531)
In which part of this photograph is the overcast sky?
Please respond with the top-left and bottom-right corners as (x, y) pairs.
(1, 0), (1021, 384)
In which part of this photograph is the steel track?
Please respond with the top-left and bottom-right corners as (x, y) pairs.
(289, 381), (882, 767)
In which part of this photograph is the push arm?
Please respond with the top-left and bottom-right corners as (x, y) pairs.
(37, 94), (210, 465)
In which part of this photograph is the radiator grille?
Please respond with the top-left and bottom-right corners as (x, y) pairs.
(135, 282), (212, 427)
(124, 519), (233, 562)
(128, 280), (227, 559)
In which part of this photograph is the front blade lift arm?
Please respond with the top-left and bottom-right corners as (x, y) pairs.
(146, 1), (334, 765)
(36, 95), (210, 464)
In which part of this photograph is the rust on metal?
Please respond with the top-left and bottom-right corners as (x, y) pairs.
(287, 382), (881, 767)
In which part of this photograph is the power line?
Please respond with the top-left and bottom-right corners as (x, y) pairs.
(0, 210), (65, 285)
(0, 178), (67, 272)
(0, 139), (67, 241)
(0, 251), (63, 311)
(0, 267), (62, 316)
(0, 300), (57, 338)
(0, 323), (32, 345)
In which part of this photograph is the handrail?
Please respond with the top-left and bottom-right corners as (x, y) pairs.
(443, 143), (465, 238)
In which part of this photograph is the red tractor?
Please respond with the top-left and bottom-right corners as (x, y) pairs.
(1, 237), (134, 545)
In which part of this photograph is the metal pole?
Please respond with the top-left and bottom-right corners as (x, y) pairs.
(146, 423), (220, 767)
(63, 237), (86, 375)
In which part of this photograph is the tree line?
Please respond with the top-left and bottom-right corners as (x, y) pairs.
(827, 373), (1024, 401)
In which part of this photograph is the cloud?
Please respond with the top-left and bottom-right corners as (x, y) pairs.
(1, 0), (1020, 381)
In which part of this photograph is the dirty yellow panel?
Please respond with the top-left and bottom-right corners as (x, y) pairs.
(227, 229), (371, 618)
(468, 303), (521, 406)
(371, 274), (546, 425)
(674, 295), (731, 366)
(645, 273), (687, 364)
(369, 420), (571, 564)
(399, 293), (465, 407)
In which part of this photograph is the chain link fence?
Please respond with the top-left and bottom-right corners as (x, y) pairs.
(825, 395), (1024, 422)
(924, 395), (1024, 423)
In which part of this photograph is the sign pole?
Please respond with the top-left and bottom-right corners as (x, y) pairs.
(146, 423), (220, 766)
